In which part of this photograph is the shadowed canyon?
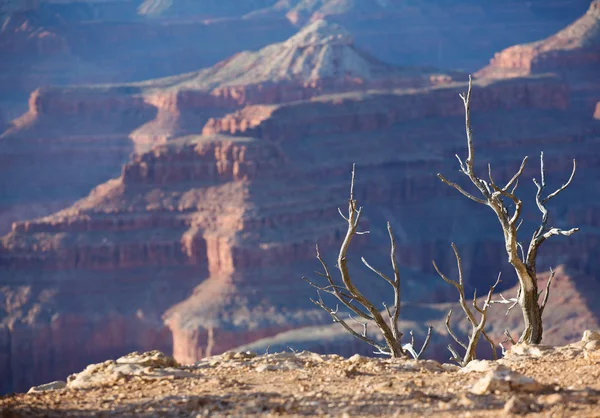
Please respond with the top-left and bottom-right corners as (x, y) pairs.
(1, 0), (600, 394)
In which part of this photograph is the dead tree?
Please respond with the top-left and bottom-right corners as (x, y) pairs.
(433, 243), (500, 366)
(304, 164), (432, 359)
(438, 75), (579, 345)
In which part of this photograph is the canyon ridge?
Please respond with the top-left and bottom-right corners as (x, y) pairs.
(1, 0), (600, 395)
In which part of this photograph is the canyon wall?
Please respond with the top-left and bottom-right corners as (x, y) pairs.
(202, 76), (569, 140)
(2, 2), (600, 395)
(2, 75), (600, 393)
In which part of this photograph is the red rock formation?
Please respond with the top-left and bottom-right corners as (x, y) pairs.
(476, 0), (600, 111)
(2, 7), (600, 396)
(3, 72), (600, 394)
(203, 76), (569, 140)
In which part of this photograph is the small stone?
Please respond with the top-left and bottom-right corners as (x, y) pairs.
(508, 344), (554, 358)
(538, 393), (563, 405)
(347, 354), (365, 364)
(470, 366), (546, 395)
(255, 364), (275, 372)
(374, 381), (393, 390)
(116, 351), (178, 368)
(345, 364), (359, 376)
(503, 395), (531, 415)
(27, 381), (67, 394)
(406, 359), (443, 372)
(459, 359), (495, 374)
(442, 363), (460, 372)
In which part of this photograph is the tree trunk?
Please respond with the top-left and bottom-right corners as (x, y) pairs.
(517, 276), (543, 344)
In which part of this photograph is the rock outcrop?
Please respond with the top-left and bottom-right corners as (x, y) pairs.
(0, 19), (456, 235)
(202, 76), (569, 140)
(476, 0), (600, 112)
(3, 331), (600, 417)
(477, 0), (600, 75)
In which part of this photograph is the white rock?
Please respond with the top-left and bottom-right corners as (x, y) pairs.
(255, 363), (276, 372)
(67, 351), (190, 389)
(585, 340), (600, 351)
(470, 366), (546, 395)
(347, 354), (366, 364)
(116, 350), (178, 368)
(441, 363), (460, 372)
(459, 359), (495, 374)
(506, 344), (555, 358)
(411, 359), (444, 372)
(27, 381), (66, 394)
(582, 330), (600, 343)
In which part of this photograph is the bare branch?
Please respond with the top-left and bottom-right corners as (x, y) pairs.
(544, 159), (576, 204)
(517, 242), (525, 261)
(349, 314), (369, 338)
(455, 154), (467, 174)
(539, 267), (556, 316)
(504, 329), (517, 345)
(447, 344), (461, 365)
(417, 326), (433, 360)
(437, 173), (488, 205)
(460, 75), (475, 171)
(313, 245), (374, 321)
(361, 257), (394, 286)
(491, 291), (519, 316)
(386, 222), (402, 342)
(437, 244), (501, 366)
(337, 207), (349, 222)
(503, 156), (528, 192)
(445, 310), (467, 350)
(482, 330), (497, 361)
(310, 296), (385, 351)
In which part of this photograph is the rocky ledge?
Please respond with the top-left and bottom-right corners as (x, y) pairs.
(2, 330), (600, 417)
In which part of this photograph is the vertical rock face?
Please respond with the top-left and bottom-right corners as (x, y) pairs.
(476, 0), (600, 112)
(202, 76), (569, 140)
(0, 19), (456, 236)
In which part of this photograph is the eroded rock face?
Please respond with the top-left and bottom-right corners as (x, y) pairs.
(3, 8), (600, 396)
(3, 71), (600, 393)
(202, 76), (569, 140)
(476, 0), (600, 112)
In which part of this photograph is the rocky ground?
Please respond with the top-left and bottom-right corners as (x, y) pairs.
(1, 331), (599, 417)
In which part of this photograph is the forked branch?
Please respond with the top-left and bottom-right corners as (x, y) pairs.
(433, 243), (500, 366)
(304, 164), (432, 359)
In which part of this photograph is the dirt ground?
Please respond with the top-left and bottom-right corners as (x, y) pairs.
(1, 335), (600, 418)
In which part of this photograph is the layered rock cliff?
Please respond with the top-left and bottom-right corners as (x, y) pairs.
(2, 72), (600, 393)
(0, 20), (457, 235)
(476, 0), (600, 112)
(3, 6), (600, 396)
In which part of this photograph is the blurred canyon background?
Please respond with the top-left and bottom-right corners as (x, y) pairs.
(1, 0), (600, 394)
